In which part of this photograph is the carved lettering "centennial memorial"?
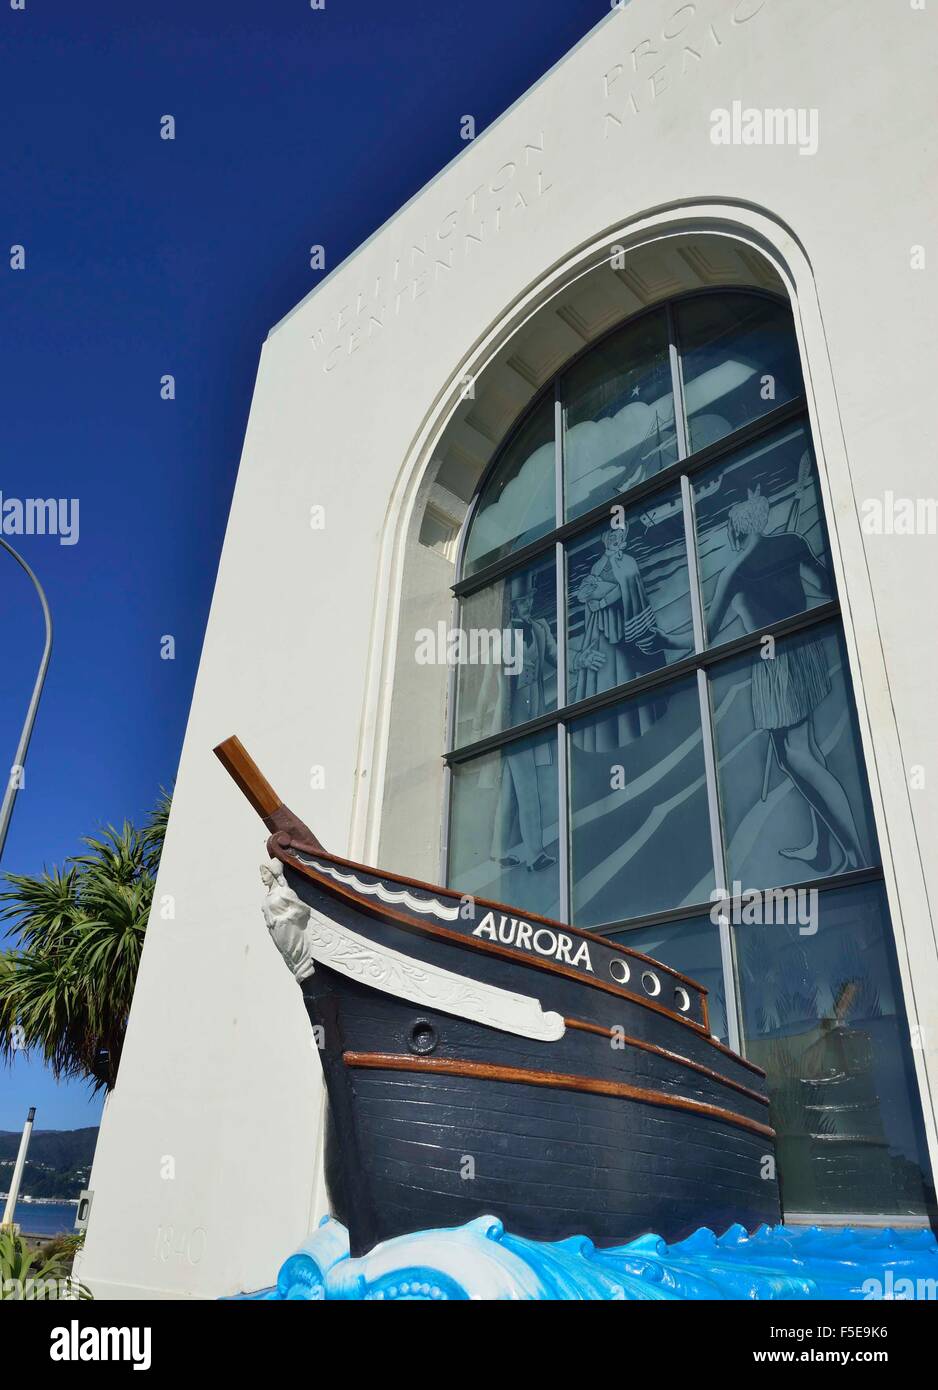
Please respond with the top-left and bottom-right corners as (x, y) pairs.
(471, 910), (594, 972)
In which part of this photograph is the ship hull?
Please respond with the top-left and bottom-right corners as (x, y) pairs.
(283, 852), (780, 1256)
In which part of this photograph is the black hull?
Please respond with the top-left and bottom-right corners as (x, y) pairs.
(307, 970), (778, 1256)
(288, 861), (780, 1257)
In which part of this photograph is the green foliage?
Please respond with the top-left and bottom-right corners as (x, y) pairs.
(37, 1230), (84, 1266)
(0, 1226), (92, 1300)
(0, 794), (170, 1092)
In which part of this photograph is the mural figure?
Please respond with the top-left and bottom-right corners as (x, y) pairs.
(571, 522), (691, 749)
(473, 574), (557, 871)
(708, 483), (863, 873)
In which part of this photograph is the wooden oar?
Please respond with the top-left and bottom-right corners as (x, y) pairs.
(214, 734), (323, 849)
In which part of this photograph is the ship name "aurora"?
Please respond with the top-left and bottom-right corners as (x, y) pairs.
(471, 911), (594, 972)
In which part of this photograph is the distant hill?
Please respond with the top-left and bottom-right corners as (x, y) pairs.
(0, 1127), (98, 1169)
(0, 1127), (98, 1200)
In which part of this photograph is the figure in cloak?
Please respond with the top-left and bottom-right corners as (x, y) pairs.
(707, 482), (864, 873)
(571, 521), (691, 750)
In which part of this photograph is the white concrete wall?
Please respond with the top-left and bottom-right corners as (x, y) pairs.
(78, 0), (938, 1297)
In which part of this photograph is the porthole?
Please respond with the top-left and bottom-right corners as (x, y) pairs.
(641, 971), (661, 997)
(408, 1020), (438, 1055)
(674, 987), (691, 1013)
(609, 958), (631, 984)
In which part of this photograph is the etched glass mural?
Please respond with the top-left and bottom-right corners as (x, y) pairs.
(675, 293), (803, 454)
(710, 623), (878, 890)
(448, 728), (560, 920)
(736, 881), (932, 1216)
(461, 395), (555, 577)
(569, 676), (714, 926)
(566, 483), (693, 709)
(563, 308), (677, 519)
(694, 421), (833, 646)
(446, 289), (932, 1219)
(453, 551), (556, 750)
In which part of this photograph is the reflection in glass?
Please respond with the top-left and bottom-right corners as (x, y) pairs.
(453, 553), (557, 749)
(709, 624), (878, 889)
(694, 422), (833, 647)
(563, 309), (677, 520)
(676, 293), (804, 454)
(736, 880), (931, 1218)
(612, 915), (728, 1041)
(566, 487), (694, 709)
(462, 396), (555, 576)
(448, 729), (559, 919)
(569, 676), (714, 926)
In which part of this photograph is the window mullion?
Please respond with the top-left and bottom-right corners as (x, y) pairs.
(554, 378), (567, 709)
(556, 721), (571, 924)
(440, 589), (462, 880)
(697, 666), (742, 1052)
(672, 296), (741, 1050)
(555, 371), (572, 921)
(666, 300), (690, 463)
(554, 540), (568, 708)
(681, 475), (706, 656)
(554, 378), (564, 530)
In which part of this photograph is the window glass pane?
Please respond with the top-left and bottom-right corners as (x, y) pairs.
(566, 486), (694, 706)
(462, 396), (555, 577)
(694, 420), (833, 647)
(611, 915), (728, 1042)
(677, 293), (803, 453)
(453, 552), (557, 749)
(569, 675), (714, 926)
(709, 623), (879, 889)
(563, 309), (677, 520)
(447, 729), (560, 919)
(736, 880), (932, 1218)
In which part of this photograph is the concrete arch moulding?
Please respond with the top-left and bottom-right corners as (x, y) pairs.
(358, 205), (938, 1179)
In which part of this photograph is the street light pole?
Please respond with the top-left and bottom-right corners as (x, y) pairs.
(0, 538), (53, 863)
(1, 1106), (36, 1230)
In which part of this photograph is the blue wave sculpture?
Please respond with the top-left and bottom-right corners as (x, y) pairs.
(234, 1217), (938, 1301)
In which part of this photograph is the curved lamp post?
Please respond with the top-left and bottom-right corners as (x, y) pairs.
(0, 538), (53, 863)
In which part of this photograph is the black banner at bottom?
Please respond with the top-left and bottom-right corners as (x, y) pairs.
(2, 1294), (934, 1377)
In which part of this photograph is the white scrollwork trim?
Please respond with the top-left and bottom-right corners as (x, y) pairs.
(300, 857), (462, 922)
(304, 908), (564, 1042)
(259, 861), (564, 1042)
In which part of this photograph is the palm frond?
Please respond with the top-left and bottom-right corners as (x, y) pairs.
(0, 791), (171, 1091)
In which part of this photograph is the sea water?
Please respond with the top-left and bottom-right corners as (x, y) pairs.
(8, 1201), (77, 1238)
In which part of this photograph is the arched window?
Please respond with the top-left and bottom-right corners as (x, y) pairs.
(445, 289), (933, 1222)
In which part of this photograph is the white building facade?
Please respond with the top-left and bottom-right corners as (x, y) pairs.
(78, 0), (938, 1297)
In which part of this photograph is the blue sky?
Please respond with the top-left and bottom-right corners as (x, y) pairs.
(0, 0), (603, 1128)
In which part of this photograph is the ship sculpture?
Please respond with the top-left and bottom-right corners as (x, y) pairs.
(216, 735), (780, 1256)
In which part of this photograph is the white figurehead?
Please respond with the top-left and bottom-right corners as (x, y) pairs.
(260, 858), (316, 982)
